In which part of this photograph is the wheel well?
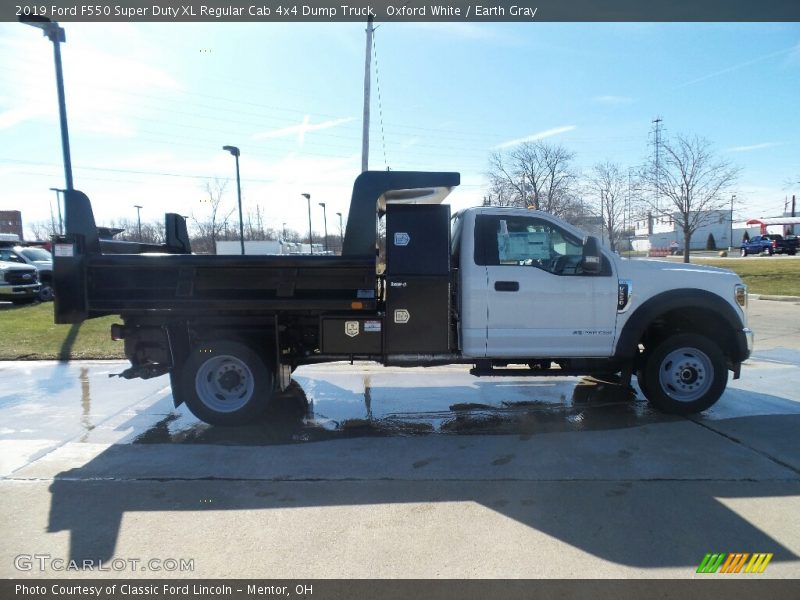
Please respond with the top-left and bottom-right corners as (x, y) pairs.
(636, 307), (738, 366)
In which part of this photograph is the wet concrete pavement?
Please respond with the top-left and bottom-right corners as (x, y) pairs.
(1, 298), (799, 578)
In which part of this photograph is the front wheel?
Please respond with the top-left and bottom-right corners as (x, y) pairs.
(740, 247), (747, 257)
(38, 285), (55, 302)
(641, 333), (727, 414)
(178, 340), (273, 425)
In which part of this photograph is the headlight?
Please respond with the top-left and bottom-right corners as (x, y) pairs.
(735, 283), (747, 308)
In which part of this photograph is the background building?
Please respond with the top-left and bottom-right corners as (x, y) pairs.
(0, 211), (23, 240)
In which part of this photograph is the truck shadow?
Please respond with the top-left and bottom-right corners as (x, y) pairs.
(45, 378), (800, 571)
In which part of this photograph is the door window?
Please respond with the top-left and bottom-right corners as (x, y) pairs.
(477, 214), (589, 276)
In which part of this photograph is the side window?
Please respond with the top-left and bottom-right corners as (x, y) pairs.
(478, 214), (587, 276)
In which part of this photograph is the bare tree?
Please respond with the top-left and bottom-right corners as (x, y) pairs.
(191, 179), (234, 254)
(487, 141), (579, 216)
(28, 220), (59, 241)
(640, 134), (739, 263)
(586, 161), (627, 252)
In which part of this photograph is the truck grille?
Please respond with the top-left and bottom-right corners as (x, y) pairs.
(4, 269), (38, 285)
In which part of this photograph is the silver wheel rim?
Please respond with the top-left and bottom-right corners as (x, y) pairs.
(658, 347), (713, 402)
(195, 354), (254, 413)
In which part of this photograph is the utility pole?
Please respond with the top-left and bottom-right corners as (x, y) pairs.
(48, 187), (64, 234)
(302, 193), (313, 254)
(335, 211), (344, 251)
(319, 202), (328, 253)
(729, 194), (736, 251)
(222, 145), (244, 255)
(650, 117), (663, 212)
(21, 18), (73, 192)
(133, 205), (142, 241)
(361, 15), (374, 173)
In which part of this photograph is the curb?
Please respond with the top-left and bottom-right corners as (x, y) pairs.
(750, 294), (800, 303)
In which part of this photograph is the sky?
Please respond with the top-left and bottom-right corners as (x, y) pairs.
(0, 21), (798, 239)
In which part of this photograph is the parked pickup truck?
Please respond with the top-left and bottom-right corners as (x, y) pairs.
(0, 259), (40, 304)
(53, 171), (753, 425)
(741, 234), (798, 256)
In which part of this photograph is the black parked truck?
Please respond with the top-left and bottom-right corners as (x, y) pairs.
(54, 171), (461, 425)
(54, 170), (752, 424)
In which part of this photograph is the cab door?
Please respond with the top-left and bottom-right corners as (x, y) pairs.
(475, 213), (617, 357)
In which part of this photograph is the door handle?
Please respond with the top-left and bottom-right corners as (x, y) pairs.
(494, 281), (519, 292)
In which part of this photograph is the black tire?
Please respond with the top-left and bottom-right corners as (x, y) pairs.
(177, 340), (273, 426)
(38, 285), (54, 302)
(767, 247), (774, 256)
(641, 333), (727, 414)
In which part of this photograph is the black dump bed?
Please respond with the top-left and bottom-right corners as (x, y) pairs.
(53, 171), (459, 323)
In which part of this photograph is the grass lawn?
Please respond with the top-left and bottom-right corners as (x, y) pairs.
(0, 302), (124, 360)
(686, 257), (800, 296)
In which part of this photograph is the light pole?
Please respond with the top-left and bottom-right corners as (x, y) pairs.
(730, 193), (736, 251)
(282, 222), (287, 242)
(302, 193), (313, 254)
(222, 145), (244, 255)
(318, 202), (328, 253)
(48, 187), (64, 234)
(133, 205), (143, 241)
(335, 211), (344, 251)
(21, 17), (73, 192)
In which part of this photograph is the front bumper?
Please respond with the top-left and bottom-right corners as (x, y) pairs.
(0, 284), (41, 299)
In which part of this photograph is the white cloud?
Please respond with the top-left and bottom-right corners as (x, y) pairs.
(593, 95), (634, 105)
(676, 45), (796, 88)
(728, 142), (781, 153)
(252, 116), (355, 144)
(494, 125), (577, 149)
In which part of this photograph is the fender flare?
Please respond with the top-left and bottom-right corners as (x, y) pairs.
(614, 288), (744, 358)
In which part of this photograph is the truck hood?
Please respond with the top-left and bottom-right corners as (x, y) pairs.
(615, 258), (740, 281)
(0, 260), (36, 272)
(613, 257), (745, 322)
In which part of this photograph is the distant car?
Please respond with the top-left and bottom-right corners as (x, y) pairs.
(0, 246), (53, 300)
(0, 259), (40, 304)
(764, 234), (799, 255)
(741, 234), (798, 257)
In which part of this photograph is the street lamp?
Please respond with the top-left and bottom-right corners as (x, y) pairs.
(301, 193), (313, 255)
(133, 205), (143, 241)
(48, 187), (64, 234)
(335, 211), (344, 251)
(730, 194), (737, 251)
(222, 145), (244, 255)
(318, 202), (328, 253)
(21, 17), (73, 192)
(282, 222), (287, 242)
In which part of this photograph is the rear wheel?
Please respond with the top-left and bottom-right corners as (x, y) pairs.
(178, 340), (273, 425)
(641, 333), (727, 414)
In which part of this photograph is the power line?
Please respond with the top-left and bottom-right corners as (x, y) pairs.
(372, 30), (389, 169)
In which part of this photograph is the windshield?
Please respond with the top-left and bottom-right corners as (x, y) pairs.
(20, 247), (52, 262)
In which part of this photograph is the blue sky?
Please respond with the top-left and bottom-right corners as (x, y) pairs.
(1, 21), (798, 238)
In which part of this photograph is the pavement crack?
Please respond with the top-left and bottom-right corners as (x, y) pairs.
(688, 417), (800, 477)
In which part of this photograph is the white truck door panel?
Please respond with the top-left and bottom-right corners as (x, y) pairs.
(475, 213), (617, 358)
